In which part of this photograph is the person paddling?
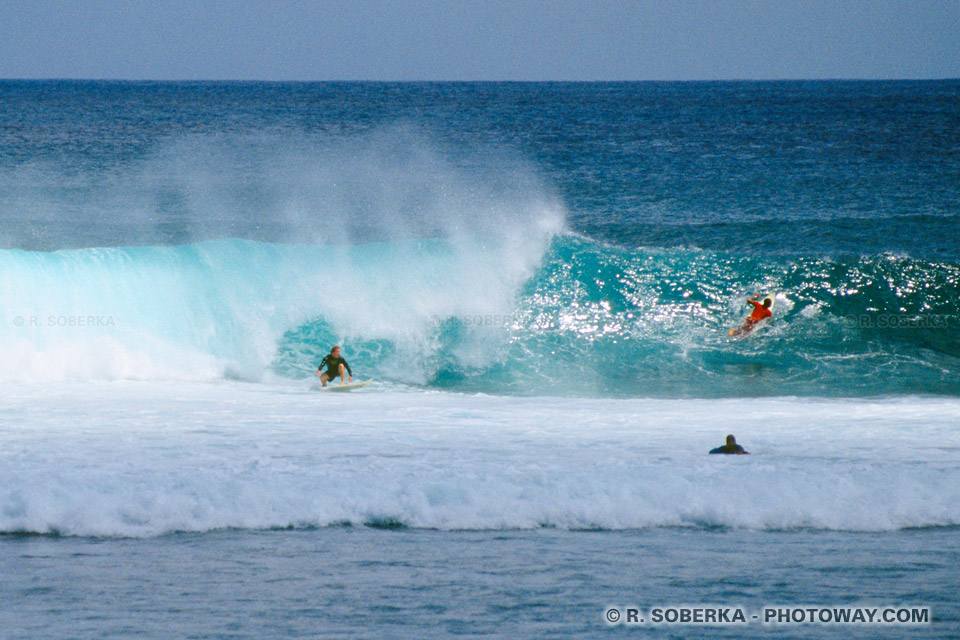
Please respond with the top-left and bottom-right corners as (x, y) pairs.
(709, 434), (749, 455)
(730, 294), (773, 336)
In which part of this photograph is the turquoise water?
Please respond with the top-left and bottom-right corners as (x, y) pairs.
(2, 80), (958, 396)
(1, 80), (958, 638)
(2, 235), (957, 395)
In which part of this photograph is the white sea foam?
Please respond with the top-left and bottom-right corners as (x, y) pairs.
(1, 384), (958, 537)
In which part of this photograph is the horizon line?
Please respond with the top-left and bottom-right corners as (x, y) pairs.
(2, 76), (959, 84)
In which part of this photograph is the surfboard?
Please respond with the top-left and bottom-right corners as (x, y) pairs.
(729, 293), (776, 337)
(315, 379), (372, 392)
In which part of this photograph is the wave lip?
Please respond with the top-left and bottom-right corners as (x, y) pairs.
(3, 233), (959, 397)
(276, 235), (960, 397)
(1, 126), (567, 384)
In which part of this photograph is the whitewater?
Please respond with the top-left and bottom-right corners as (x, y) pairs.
(2, 80), (959, 638)
(3, 382), (960, 538)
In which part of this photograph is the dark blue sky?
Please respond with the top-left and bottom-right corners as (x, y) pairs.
(2, 0), (958, 81)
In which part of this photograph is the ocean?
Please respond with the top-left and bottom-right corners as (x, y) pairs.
(1, 80), (958, 638)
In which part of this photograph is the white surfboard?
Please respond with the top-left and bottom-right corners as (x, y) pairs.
(315, 379), (372, 392)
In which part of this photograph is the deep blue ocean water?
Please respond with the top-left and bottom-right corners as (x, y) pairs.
(3, 80), (959, 256)
(4, 528), (958, 639)
(1, 81), (958, 637)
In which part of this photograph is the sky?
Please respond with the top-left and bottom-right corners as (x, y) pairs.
(1, 0), (958, 81)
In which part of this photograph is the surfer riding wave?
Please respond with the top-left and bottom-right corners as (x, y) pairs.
(316, 345), (353, 386)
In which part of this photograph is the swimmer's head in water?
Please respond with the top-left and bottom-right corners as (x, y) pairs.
(726, 434), (736, 445)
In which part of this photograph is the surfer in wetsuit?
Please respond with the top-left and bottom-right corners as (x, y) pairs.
(316, 345), (353, 386)
(710, 434), (749, 455)
(730, 294), (772, 336)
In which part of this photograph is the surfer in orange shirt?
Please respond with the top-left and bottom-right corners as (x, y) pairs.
(729, 294), (773, 336)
